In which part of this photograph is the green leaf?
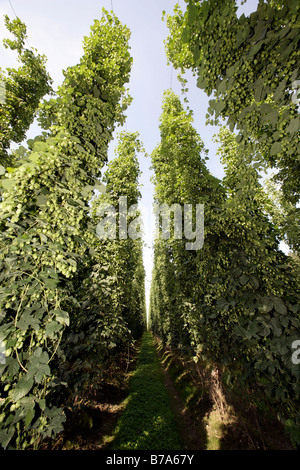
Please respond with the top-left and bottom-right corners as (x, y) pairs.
(182, 27), (190, 44)
(197, 77), (207, 89)
(233, 324), (247, 338)
(25, 408), (35, 427)
(33, 141), (47, 152)
(95, 182), (106, 194)
(1, 178), (15, 191)
(260, 103), (273, 114)
(200, 1), (209, 23)
(29, 153), (40, 163)
(254, 78), (265, 102)
(6, 167), (16, 174)
(270, 142), (282, 156)
(188, 3), (197, 24)
(54, 309), (70, 326)
(43, 407), (66, 437)
(34, 364), (51, 384)
(226, 64), (236, 78)
(239, 274), (249, 286)
(286, 117), (299, 135)
(260, 324), (271, 337)
(273, 297), (287, 315)
(270, 318), (282, 337)
(249, 40), (263, 57)
(0, 428), (14, 450)
(214, 100), (226, 114)
(76, 144), (86, 154)
(258, 296), (273, 313)
(216, 298), (228, 309)
(19, 396), (35, 409)
(291, 304), (299, 314)
(39, 398), (46, 411)
(39, 233), (48, 243)
(43, 277), (58, 290)
(193, 46), (200, 64)
(27, 348), (51, 383)
(6, 357), (20, 376)
(250, 276), (259, 290)
(235, 24), (250, 48)
(13, 375), (34, 402)
(217, 79), (227, 94)
(81, 185), (94, 198)
(89, 247), (97, 257)
(93, 84), (100, 98)
(0, 165), (6, 175)
(16, 312), (40, 331)
(262, 110), (278, 126)
(45, 321), (62, 338)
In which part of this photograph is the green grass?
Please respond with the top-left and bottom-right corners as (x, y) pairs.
(109, 332), (182, 450)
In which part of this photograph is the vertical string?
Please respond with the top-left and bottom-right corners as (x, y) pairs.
(8, 0), (31, 48)
(8, 0), (18, 18)
(111, 0), (114, 12)
(170, 67), (173, 89)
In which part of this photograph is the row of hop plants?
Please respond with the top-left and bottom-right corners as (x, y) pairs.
(150, 0), (300, 446)
(0, 10), (146, 449)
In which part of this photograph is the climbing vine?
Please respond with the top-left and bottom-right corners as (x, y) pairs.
(164, 0), (300, 204)
(0, 16), (53, 167)
(0, 9), (134, 449)
(54, 132), (146, 400)
(150, 91), (300, 443)
(150, 90), (225, 349)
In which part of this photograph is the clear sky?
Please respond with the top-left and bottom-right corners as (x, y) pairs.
(0, 0), (258, 311)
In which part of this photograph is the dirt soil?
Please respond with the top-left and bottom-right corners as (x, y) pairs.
(155, 339), (294, 451)
(159, 356), (206, 450)
(42, 336), (294, 451)
(43, 345), (140, 450)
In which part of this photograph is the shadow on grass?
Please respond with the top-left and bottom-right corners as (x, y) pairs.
(157, 342), (211, 450)
(155, 339), (294, 450)
(217, 386), (294, 450)
(108, 332), (183, 450)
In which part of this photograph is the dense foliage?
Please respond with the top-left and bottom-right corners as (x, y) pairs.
(164, 0), (300, 205)
(0, 0), (299, 450)
(149, 91), (300, 444)
(0, 10), (145, 450)
(54, 131), (146, 404)
(155, 0), (300, 442)
(0, 16), (52, 167)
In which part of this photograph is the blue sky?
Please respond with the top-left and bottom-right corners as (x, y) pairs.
(0, 0), (258, 308)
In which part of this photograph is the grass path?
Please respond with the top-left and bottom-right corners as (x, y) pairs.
(109, 332), (183, 450)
